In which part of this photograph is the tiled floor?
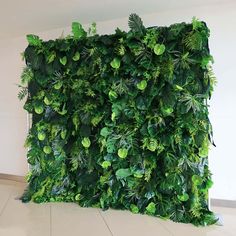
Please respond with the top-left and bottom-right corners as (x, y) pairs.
(0, 179), (235, 236)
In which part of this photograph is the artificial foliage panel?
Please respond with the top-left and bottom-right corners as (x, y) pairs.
(19, 14), (217, 226)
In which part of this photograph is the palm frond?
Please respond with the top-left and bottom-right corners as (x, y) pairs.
(128, 13), (145, 36)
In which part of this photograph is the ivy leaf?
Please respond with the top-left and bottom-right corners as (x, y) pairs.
(147, 138), (158, 152)
(116, 168), (132, 179)
(110, 58), (121, 69)
(192, 175), (203, 185)
(177, 193), (189, 202)
(100, 127), (110, 137)
(72, 22), (87, 40)
(81, 137), (91, 148)
(26, 34), (42, 47)
(101, 161), (111, 169)
(146, 202), (156, 215)
(118, 148), (128, 159)
(137, 80), (147, 90)
(130, 204), (139, 213)
(72, 52), (80, 61)
(154, 44), (165, 55)
(60, 56), (67, 66)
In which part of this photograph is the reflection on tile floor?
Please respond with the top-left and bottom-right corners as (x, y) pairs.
(0, 179), (235, 236)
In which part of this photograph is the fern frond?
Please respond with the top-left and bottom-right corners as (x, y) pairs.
(183, 31), (203, 51)
(21, 67), (33, 85)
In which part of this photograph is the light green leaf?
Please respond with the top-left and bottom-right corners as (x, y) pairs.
(177, 193), (189, 202)
(72, 22), (87, 40)
(101, 161), (111, 169)
(137, 80), (147, 90)
(100, 127), (110, 137)
(147, 138), (158, 152)
(81, 137), (91, 148)
(110, 58), (121, 69)
(60, 56), (67, 66)
(26, 34), (42, 47)
(118, 148), (128, 159)
(154, 43), (165, 55)
(130, 204), (139, 214)
(47, 51), (56, 64)
(192, 175), (203, 185)
(146, 202), (156, 214)
(116, 168), (132, 179)
(72, 52), (80, 61)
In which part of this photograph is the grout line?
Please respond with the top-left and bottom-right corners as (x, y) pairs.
(98, 209), (114, 236)
(158, 220), (175, 236)
(0, 188), (14, 217)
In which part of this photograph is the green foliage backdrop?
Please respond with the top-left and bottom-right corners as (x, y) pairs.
(19, 14), (217, 226)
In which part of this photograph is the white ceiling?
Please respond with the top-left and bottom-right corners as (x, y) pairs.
(0, 0), (233, 40)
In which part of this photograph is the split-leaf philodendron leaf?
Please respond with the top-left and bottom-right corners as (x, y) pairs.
(20, 14), (217, 226)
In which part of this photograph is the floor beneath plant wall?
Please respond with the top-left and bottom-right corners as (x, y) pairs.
(0, 179), (235, 236)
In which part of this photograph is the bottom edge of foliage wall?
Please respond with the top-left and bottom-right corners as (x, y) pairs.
(19, 14), (218, 226)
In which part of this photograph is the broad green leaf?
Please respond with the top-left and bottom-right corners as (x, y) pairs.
(60, 56), (67, 66)
(101, 161), (111, 169)
(43, 146), (52, 154)
(47, 51), (56, 63)
(146, 202), (156, 214)
(37, 132), (46, 141)
(118, 148), (128, 159)
(177, 193), (189, 202)
(137, 80), (147, 90)
(206, 179), (213, 189)
(192, 175), (203, 185)
(53, 81), (63, 90)
(100, 127), (110, 137)
(130, 204), (139, 214)
(110, 58), (121, 69)
(147, 138), (158, 152)
(26, 34), (42, 47)
(72, 52), (80, 61)
(116, 168), (132, 179)
(44, 97), (51, 105)
(81, 137), (91, 148)
(72, 22), (87, 40)
(60, 130), (67, 139)
(154, 43), (165, 55)
(34, 105), (44, 114)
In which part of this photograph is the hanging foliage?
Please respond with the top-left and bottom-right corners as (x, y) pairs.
(19, 14), (217, 226)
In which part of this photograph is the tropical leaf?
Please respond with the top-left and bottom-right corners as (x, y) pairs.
(128, 13), (145, 36)
(26, 34), (42, 47)
(72, 22), (87, 40)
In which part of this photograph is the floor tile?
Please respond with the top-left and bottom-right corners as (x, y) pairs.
(51, 203), (112, 236)
(0, 184), (12, 216)
(159, 215), (234, 236)
(100, 208), (173, 236)
(211, 206), (236, 235)
(0, 187), (50, 236)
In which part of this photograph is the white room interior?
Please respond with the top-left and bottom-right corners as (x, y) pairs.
(0, 1), (236, 235)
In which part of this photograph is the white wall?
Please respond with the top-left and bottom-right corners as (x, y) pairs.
(0, 2), (235, 200)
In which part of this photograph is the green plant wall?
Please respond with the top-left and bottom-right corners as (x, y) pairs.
(19, 14), (217, 226)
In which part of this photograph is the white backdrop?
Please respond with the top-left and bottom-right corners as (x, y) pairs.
(0, 2), (235, 200)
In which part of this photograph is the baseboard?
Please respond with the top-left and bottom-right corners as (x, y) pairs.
(211, 198), (236, 208)
(0, 173), (27, 183)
